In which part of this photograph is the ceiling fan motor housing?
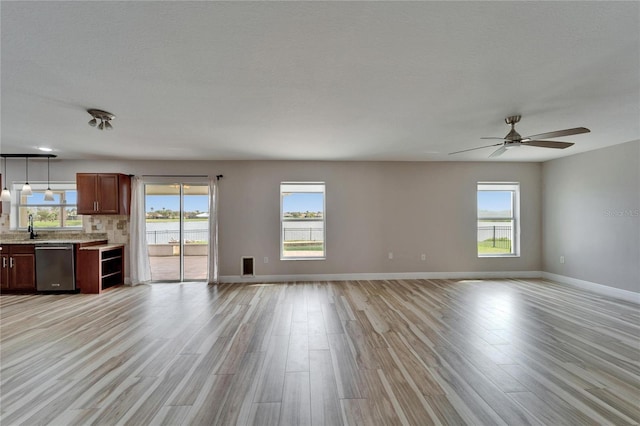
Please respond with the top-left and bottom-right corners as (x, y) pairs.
(504, 115), (522, 141)
(505, 128), (521, 141)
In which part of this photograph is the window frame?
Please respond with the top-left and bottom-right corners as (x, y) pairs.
(477, 182), (520, 258)
(280, 182), (326, 261)
(11, 182), (82, 230)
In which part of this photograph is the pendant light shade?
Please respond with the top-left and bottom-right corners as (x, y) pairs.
(22, 183), (33, 196)
(44, 156), (54, 201)
(1, 156), (10, 202)
(22, 157), (32, 196)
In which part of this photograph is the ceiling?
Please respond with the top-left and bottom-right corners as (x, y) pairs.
(1, 1), (638, 162)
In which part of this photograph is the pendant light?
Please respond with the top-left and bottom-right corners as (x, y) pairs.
(44, 157), (54, 201)
(22, 157), (32, 196)
(1, 156), (10, 202)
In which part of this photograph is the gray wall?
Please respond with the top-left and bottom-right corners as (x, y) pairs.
(542, 140), (640, 293)
(2, 159), (542, 276)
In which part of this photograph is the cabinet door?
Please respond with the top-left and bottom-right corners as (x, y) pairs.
(97, 174), (119, 214)
(10, 253), (36, 290)
(77, 174), (98, 214)
(0, 254), (9, 290)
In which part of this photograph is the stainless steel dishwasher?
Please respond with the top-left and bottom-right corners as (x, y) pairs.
(35, 244), (76, 292)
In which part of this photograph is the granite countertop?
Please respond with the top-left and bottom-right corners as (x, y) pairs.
(4, 239), (109, 245)
(0, 232), (109, 245)
(79, 243), (125, 251)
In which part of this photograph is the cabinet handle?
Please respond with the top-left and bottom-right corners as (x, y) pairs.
(2, 257), (6, 268)
(9, 257), (14, 268)
(96, 201), (99, 211)
(94, 201), (97, 211)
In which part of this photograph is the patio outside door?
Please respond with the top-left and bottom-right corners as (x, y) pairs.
(145, 182), (209, 282)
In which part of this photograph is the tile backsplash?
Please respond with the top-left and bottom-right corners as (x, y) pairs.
(0, 209), (128, 245)
(83, 215), (130, 245)
(0, 213), (9, 232)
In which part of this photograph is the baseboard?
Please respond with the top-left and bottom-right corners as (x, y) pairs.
(219, 270), (543, 284)
(541, 272), (640, 304)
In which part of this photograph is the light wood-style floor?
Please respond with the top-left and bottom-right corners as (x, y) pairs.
(1, 279), (639, 425)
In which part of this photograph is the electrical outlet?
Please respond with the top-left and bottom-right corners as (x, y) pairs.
(421, 253), (426, 261)
(264, 257), (269, 264)
(388, 252), (393, 260)
(560, 256), (565, 264)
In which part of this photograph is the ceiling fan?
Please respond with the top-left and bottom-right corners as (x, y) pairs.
(449, 115), (590, 158)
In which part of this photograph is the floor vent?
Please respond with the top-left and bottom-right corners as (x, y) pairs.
(241, 256), (255, 277)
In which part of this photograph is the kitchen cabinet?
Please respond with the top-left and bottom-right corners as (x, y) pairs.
(77, 244), (125, 294)
(77, 173), (131, 215)
(0, 245), (36, 292)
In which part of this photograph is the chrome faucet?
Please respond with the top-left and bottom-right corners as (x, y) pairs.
(28, 214), (37, 239)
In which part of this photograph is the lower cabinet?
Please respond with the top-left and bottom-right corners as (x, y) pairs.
(76, 244), (125, 294)
(0, 241), (122, 294)
(0, 245), (36, 292)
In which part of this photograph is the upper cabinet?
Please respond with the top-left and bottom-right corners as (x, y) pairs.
(77, 173), (131, 215)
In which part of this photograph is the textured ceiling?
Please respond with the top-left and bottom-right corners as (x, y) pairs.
(1, 1), (639, 161)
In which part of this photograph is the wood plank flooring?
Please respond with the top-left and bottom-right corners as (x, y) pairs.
(1, 278), (639, 425)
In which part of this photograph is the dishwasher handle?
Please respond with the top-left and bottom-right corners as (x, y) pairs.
(35, 246), (73, 250)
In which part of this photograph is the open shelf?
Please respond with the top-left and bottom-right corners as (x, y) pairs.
(77, 244), (125, 294)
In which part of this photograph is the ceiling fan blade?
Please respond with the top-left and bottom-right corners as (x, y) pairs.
(524, 127), (590, 140)
(449, 143), (503, 155)
(480, 137), (506, 140)
(489, 146), (507, 158)
(525, 140), (574, 149)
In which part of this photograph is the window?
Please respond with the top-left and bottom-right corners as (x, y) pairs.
(13, 183), (82, 229)
(281, 182), (325, 260)
(477, 182), (519, 257)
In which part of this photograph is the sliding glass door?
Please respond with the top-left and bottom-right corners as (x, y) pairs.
(145, 181), (209, 282)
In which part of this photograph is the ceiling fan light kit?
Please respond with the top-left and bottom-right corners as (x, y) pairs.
(449, 115), (590, 158)
(87, 109), (115, 131)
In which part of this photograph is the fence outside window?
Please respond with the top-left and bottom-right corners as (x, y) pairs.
(147, 229), (208, 244)
(477, 225), (512, 250)
(282, 227), (324, 243)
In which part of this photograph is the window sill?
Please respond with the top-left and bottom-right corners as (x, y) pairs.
(281, 257), (326, 261)
(478, 254), (520, 258)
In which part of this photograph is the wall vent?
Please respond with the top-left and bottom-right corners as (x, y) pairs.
(241, 256), (255, 277)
